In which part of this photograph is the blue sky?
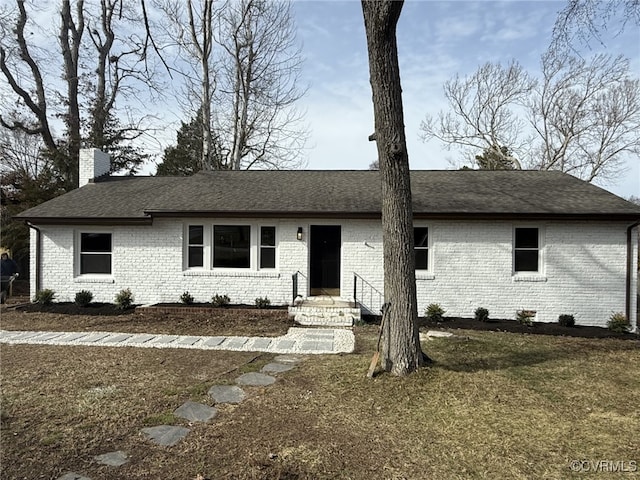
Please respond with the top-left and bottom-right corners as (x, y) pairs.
(3, 1), (637, 198)
(289, 0), (640, 199)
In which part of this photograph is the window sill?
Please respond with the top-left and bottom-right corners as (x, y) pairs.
(183, 269), (281, 279)
(74, 275), (115, 284)
(512, 274), (547, 283)
(416, 272), (435, 280)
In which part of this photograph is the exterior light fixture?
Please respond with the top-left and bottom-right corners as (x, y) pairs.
(297, 227), (303, 241)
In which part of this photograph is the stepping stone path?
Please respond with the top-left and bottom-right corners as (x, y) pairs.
(208, 385), (246, 404)
(142, 425), (191, 446)
(236, 372), (276, 386)
(174, 400), (217, 423)
(261, 362), (295, 374)
(93, 451), (128, 467)
(56, 354), (305, 480)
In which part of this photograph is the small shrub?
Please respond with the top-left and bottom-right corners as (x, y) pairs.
(558, 314), (575, 327)
(516, 310), (535, 326)
(34, 289), (55, 305)
(425, 303), (446, 322)
(255, 296), (271, 309)
(74, 290), (93, 307)
(474, 307), (489, 322)
(607, 312), (630, 333)
(114, 288), (134, 310)
(180, 291), (194, 305)
(211, 294), (230, 308)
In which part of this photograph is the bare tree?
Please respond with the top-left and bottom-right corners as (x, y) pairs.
(0, 1), (58, 155)
(216, 0), (307, 170)
(0, 126), (60, 267)
(362, 0), (426, 377)
(186, 0), (216, 170)
(529, 51), (640, 181)
(0, 124), (49, 182)
(156, 0), (307, 171)
(420, 61), (535, 169)
(1, 0), (154, 189)
(152, 0), (222, 170)
(552, 0), (640, 51)
(421, 52), (640, 183)
(86, 0), (154, 173)
(58, 0), (84, 186)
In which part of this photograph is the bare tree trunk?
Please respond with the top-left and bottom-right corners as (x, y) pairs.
(362, 0), (425, 376)
(187, 0), (214, 170)
(60, 0), (84, 187)
(0, 0), (57, 152)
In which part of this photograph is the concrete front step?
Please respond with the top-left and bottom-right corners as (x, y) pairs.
(289, 297), (361, 327)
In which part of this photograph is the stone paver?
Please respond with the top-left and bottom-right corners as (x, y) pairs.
(208, 385), (246, 404)
(58, 474), (92, 480)
(94, 450), (129, 466)
(142, 425), (191, 446)
(273, 354), (304, 364)
(30, 332), (65, 341)
(251, 338), (273, 349)
(202, 336), (225, 347)
(60, 332), (90, 342)
(261, 362), (294, 374)
(174, 401), (217, 423)
(81, 332), (112, 343)
(148, 335), (178, 345)
(124, 333), (156, 344)
(236, 372), (276, 386)
(300, 340), (334, 352)
(0, 327), (356, 354)
(275, 339), (296, 350)
(223, 337), (249, 349)
(102, 334), (132, 344)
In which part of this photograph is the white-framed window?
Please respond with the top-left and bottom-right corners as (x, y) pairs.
(414, 227), (429, 270)
(183, 223), (278, 271)
(79, 232), (112, 275)
(514, 227), (541, 273)
(187, 225), (204, 268)
(213, 225), (251, 268)
(259, 226), (276, 269)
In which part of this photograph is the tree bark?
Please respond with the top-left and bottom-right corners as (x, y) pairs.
(60, 0), (84, 187)
(361, 0), (425, 376)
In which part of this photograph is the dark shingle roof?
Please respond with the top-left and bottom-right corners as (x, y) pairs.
(15, 170), (640, 224)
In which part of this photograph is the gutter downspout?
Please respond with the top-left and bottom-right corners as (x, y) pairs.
(26, 222), (41, 294)
(626, 221), (640, 332)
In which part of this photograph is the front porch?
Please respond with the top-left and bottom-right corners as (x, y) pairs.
(288, 296), (361, 327)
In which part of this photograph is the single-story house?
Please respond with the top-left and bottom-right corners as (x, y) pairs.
(15, 149), (640, 331)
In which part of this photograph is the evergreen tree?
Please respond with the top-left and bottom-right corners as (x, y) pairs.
(475, 145), (517, 170)
(156, 110), (224, 176)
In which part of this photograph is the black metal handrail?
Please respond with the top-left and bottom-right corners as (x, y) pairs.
(292, 270), (307, 303)
(353, 272), (384, 314)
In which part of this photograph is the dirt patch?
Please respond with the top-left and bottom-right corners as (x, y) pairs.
(1, 303), (294, 337)
(361, 315), (638, 340)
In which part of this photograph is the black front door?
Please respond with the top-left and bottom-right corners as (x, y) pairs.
(309, 225), (341, 296)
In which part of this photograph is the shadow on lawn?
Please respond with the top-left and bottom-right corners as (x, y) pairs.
(429, 334), (639, 373)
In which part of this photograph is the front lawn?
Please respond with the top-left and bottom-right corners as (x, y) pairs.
(1, 314), (638, 479)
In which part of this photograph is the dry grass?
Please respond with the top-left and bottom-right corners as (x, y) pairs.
(1, 318), (639, 479)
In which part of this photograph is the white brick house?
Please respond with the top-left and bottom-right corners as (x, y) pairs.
(16, 149), (640, 330)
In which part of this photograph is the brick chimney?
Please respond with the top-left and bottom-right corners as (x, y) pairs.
(79, 148), (110, 187)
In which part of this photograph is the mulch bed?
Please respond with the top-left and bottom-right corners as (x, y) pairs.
(6, 300), (637, 340)
(13, 302), (135, 316)
(363, 315), (638, 340)
(10, 302), (287, 316)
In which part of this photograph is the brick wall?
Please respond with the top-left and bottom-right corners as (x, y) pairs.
(30, 218), (637, 330)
